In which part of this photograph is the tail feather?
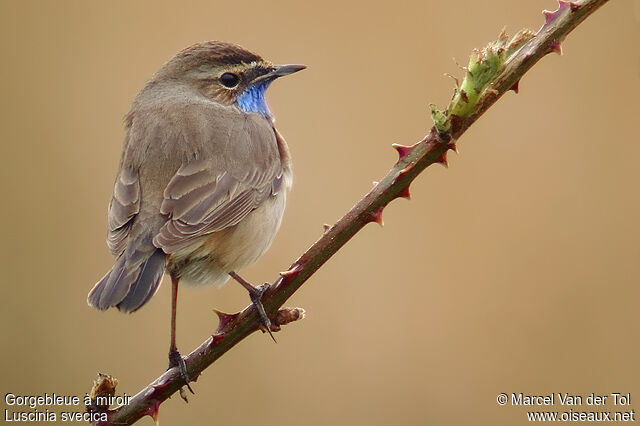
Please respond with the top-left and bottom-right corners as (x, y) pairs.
(117, 249), (165, 312)
(92, 255), (131, 309)
(88, 232), (166, 313)
(87, 270), (111, 310)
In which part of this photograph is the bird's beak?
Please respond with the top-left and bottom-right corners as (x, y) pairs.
(271, 64), (307, 77)
(254, 64), (306, 84)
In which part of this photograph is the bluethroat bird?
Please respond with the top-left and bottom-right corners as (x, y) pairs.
(87, 41), (305, 386)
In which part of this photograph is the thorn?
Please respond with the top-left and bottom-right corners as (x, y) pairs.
(437, 151), (448, 168)
(543, 7), (558, 25)
(210, 334), (224, 346)
(322, 223), (331, 233)
(541, 1), (573, 55)
(543, 0), (572, 26)
(398, 185), (411, 200)
(398, 163), (414, 178)
(510, 79), (520, 93)
(447, 141), (458, 154)
(393, 163), (414, 192)
(368, 206), (384, 227)
(558, 0), (576, 10)
(549, 40), (563, 55)
(393, 162), (416, 189)
(145, 401), (161, 421)
(392, 143), (417, 162)
(214, 310), (239, 333)
(280, 263), (301, 279)
(151, 382), (168, 393)
(372, 180), (379, 186)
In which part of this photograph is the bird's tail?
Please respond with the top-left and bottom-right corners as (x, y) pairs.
(88, 234), (166, 313)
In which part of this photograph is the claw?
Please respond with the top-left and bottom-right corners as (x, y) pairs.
(229, 272), (277, 343)
(249, 284), (276, 343)
(168, 348), (194, 395)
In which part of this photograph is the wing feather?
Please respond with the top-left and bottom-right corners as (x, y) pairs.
(106, 168), (140, 256)
(154, 114), (285, 254)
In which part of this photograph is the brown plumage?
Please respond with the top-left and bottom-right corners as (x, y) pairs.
(88, 41), (303, 321)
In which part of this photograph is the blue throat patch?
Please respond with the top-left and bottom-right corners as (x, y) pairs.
(236, 81), (272, 117)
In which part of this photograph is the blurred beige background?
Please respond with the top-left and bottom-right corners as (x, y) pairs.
(1, 1), (638, 425)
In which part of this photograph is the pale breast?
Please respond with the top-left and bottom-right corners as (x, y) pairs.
(167, 188), (287, 287)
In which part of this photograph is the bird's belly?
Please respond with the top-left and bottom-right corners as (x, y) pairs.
(168, 190), (287, 287)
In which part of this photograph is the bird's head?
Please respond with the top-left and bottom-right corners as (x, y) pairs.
(156, 41), (305, 118)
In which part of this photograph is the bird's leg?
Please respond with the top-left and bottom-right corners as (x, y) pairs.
(229, 272), (276, 343)
(167, 274), (194, 394)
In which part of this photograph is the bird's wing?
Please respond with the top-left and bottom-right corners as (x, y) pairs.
(106, 167), (141, 256)
(153, 114), (286, 254)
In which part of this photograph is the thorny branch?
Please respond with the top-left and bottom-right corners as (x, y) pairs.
(89, 1), (610, 423)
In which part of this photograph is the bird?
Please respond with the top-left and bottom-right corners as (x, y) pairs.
(87, 41), (305, 386)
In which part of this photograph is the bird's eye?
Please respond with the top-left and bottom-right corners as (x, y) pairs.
(219, 72), (240, 88)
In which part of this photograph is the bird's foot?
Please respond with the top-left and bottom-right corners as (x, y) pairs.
(168, 348), (194, 395)
(229, 272), (277, 342)
(248, 283), (276, 343)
